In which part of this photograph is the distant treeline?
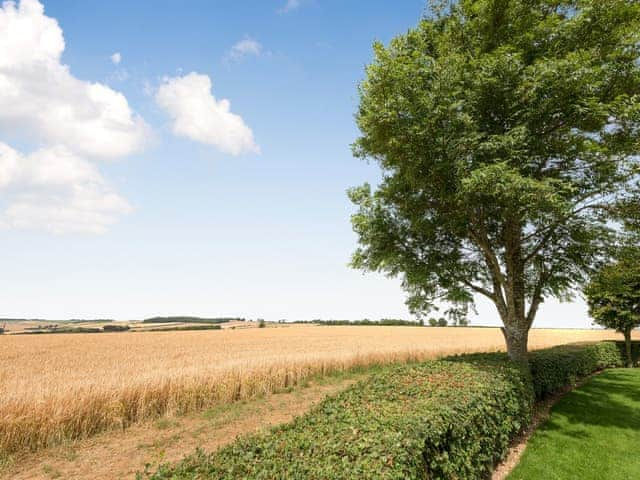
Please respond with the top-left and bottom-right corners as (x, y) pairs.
(285, 318), (472, 327)
(16, 323), (224, 335)
(142, 316), (245, 324)
(144, 325), (222, 332)
(20, 326), (104, 335)
(288, 319), (425, 326)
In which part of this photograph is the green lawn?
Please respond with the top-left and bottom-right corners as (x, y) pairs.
(508, 368), (640, 480)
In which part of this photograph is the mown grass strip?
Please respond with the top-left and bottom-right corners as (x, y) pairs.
(508, 368), (640, 480)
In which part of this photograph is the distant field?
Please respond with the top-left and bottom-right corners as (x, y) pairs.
(0, 325), (634, 457)
(0, 318), (251, 334)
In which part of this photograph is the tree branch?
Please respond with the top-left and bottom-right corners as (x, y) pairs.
(526, 267), (550, 329)
(523, 201), (612, 264)
(460, 279), (496, 301)
(468, 220), (508, 317)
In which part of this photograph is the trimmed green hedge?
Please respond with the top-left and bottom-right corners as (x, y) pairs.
(142, 341), (629, 480)
(529, 342), (623, 399)
(145, 359), (532, 479)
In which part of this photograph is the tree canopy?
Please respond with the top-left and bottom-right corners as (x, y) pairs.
(585, 251), (640, 367)
(350, 0), (640, 362)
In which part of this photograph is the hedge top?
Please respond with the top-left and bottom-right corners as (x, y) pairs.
(144, 341), (634, 480)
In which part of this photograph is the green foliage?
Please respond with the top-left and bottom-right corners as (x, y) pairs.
(141, 342), (628, 480)
(145, 325), (222, 332)
(302, 318), (423, 326)
(258, 319), (266, 328)
(21, 326), (102, 334)
(528, 342), (625, 398)
(142, 317), (241, 324)
(102, 324), (130, 332)
(585, 253), (640, 365)
(586, 255), (640, 332)
(144, 359), (532, 480)
(617, 341), (640, 366)
(350, 0), (640, 359)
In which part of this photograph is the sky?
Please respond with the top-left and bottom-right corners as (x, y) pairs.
(0, 0), (592, 327)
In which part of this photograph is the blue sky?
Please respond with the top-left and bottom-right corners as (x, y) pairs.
(0, 0), (591, 327)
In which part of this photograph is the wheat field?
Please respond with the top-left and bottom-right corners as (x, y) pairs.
(0, 325), (633, 456)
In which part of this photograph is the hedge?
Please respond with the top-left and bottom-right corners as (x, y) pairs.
(142, 341), (631, 480)
(528, 341), (622, 399)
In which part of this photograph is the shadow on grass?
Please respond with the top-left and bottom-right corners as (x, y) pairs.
(540, 369), (640, 436)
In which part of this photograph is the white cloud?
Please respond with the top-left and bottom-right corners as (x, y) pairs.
(279, 0), (301, 14)
(0, 0), (148, 234)
(155, 73), (260, 156)
(0, 143), (132, 234)
(0, 0), (149, 159)
(227, 37), (262, 62)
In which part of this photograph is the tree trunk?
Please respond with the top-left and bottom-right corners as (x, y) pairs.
(501, 215), (530, 365)
(501, 324), (529, 364)
(624, 328), (633, 368)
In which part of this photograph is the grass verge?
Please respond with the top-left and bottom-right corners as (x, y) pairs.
(508, 368), (640, 480)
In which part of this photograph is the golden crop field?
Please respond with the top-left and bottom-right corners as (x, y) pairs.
(0, 325), (633, 456)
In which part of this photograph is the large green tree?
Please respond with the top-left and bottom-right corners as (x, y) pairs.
(350, 0), (640, 362)
(585, 253), (640, 367)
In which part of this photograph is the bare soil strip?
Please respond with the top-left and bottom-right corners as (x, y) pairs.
(1, 374), (364, 480)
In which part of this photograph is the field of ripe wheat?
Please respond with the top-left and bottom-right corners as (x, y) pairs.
(0, 325), (633, 456)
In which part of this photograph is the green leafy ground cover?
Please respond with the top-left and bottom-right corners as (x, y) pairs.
(509, 368), (640, 480)
(141, 342), (634, 480)
(144, 358), (532, 479)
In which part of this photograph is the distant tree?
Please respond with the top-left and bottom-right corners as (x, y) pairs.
(258, 319), (266, 329)
(585, 252), (640, 367)
(350, 0), (640, 363)
(428, 318), (438, 327)
(437, 318), (448, 327)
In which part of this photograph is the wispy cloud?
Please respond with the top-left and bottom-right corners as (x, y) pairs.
(226, 37), (263, 62)
(107, 68), (130, 83)
(278, 0), (304, 14)
(110, 52), (121, 65)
